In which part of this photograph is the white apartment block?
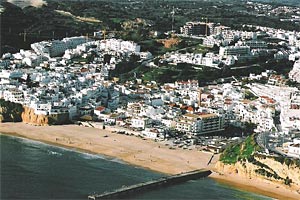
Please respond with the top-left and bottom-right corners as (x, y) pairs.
(240, 31), (257, 40)
(249, 83), (298, 103)
(180, 22), (214, 36)
(31, 36), (87, 58)
(288, 139), (300, 159)
(281, 109), (300, 132)
(141, 128), (161, 139)
(176, 113), (224, 135)
(131, 117), (150, 129)
(203, 36), (219, 48)
(289, 52), (300, 61)
(289, 60), (300, 83)
(31, 40), (67, 57)
(219, 46), (250, 58)
(289, 34), (298, 46)
(239, 40), (267, 49)
(175, 80), (198, 90)
(249, 83), (300, 133)
(176, 113), (201, 133)
(3, 88), (24, 104)
(98, 39), (140, 53)
(199, 113), (225, 134)
(234, 98), (276, 132)
(62, 36), (87, 49)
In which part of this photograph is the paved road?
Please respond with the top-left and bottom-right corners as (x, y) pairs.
(256, 132), (288, 156)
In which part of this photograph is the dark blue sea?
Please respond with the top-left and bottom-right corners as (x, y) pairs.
(0, 134), (271, 200)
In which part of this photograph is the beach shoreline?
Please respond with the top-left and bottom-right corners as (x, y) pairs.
(210, 172), (300, 200)
(1, 122), (299, 199)
(0, 122), (215, 175)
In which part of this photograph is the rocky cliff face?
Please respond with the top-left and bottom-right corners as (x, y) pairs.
(256, 156), (300, 186)
(0, 100), (23, 122)
(0, 101), (70, 125)
(21, 106), (49, 126)
(215, 155), (300, 187)
(21, 106), (70, 126)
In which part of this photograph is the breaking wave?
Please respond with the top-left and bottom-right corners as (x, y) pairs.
(7, 0), (47, 8)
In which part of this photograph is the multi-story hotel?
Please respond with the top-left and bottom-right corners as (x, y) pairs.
(180, 22), (214, 36)
(176, 113), (224, 135)
(219, 46), (250, 57)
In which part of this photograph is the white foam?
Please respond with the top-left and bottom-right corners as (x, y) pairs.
(1, 133), (126, 165)
(7, 0), (47, 8)
(47, 150), (63, 156)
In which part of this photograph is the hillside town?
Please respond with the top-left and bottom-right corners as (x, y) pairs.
(2, 1), (300, 200)
(161, 22), (300, 68)
(1, 21), (300, 160)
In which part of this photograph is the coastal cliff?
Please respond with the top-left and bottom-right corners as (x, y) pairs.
(0, 99), (69, 125)
(215, 134), (300, 191)
(0, 99), (23, 122)
(21, 106), (49, 126)
(215, 156), (300, 187)
(21, 107), (70, 126)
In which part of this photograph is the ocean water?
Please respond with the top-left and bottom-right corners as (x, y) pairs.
(0, 134), (271, 200)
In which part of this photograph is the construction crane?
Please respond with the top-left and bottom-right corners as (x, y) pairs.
(171, 7), (175, 33)
(19, 31), (27, 42)
(19, 30), (57, 42)
(102, 29), (106, 40)
(201, 17), (209, 36)
(202, 16), (229, 36)
(198, 88), (202, 107)
(101, 29), (120, 41)
(205, 17), (208, 36)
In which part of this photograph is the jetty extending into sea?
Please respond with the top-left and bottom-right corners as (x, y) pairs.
(88, 169), (211, 199)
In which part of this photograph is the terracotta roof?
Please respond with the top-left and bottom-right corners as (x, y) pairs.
(241, 99), (252, 104)
(181, 105), (188, 109)
(187, 106), (194, 111)
(95, 106), (105, 112)
(198, 113), (217, 119)
(184, 113), (199, 118)
(80, 68), (89, 72)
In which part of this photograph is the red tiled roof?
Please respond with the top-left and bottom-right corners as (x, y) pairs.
(81, 68), (89, 72)
(187, 106), (194, 111)
(95, 106), (105, 112)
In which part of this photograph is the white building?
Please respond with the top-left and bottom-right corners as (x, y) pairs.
(3, 88), (24, 104)
(31, 36), (87, 58)
(0, 70), (23, 79)
(240, 31), (257, 40)
(31, 40), (67, 57)
(62, 36), (87, 49)
(288, 139), (300, 159)
(141, 128), (160, 139)
(98, 39), (141, 53)
(176, 113), (224, 135)
(131, 117), (150, 129)
(219, 46), (250, 58)
(94, 106), (106, 118)
(289, 60), (300, 83)
(175, 80), (198, 90)
(239, 40), (267, 49)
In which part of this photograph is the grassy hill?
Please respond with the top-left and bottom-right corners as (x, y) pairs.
(1, 0), (299, 55)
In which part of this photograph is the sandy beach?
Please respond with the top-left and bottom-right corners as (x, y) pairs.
(210, 172), (300, 200)
(0, 123), (214, 175)
(1, 122), (299, 199)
